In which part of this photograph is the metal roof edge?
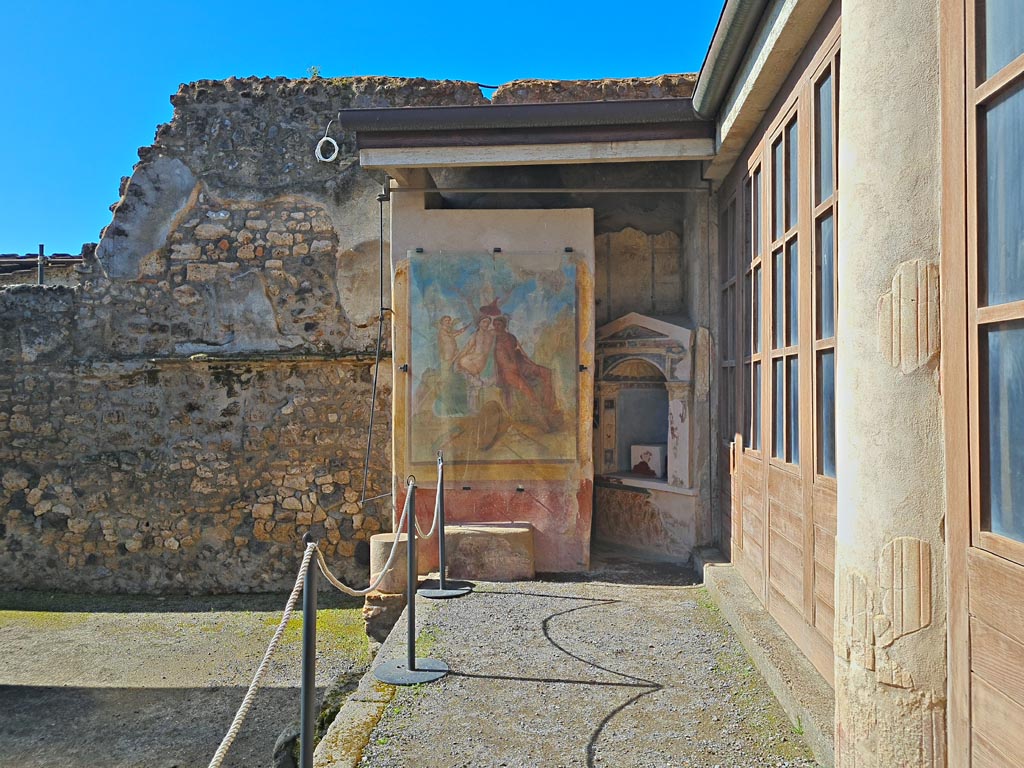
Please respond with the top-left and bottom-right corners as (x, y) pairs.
(338, 98), (704, 132)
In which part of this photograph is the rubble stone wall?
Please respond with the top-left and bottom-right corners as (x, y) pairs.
(0, 76), (485, 592)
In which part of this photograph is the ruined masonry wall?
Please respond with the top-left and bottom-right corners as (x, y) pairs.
(0, 76), (485, 592)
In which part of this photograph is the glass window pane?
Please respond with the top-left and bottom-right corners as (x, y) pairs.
(985, 0), (1024, 79)
(983, 320), (1024, 542)
(818, 350), (836, 477)
(727, 201), (737, 279)
(744, 178), (753, 268)
(773, 358), (784, 458)
(817, 213), (836, 340)
(752, 361), (762, 451)
(719, 207), (731, 282)
(773, 139), (784, 240)
(744, 273), (752, 358)
(787, 239), (800, 347)
(727, 286), (735, 359)
(786, 119), (799, 231)
(773, 249), (784, 348)
(731, 369), (736, 432)
(754, 265), (762, 354)
(744, 362), (752, 446)
(753, 168), (762, 257)
(984, 87), (1024, 306)
(816, 72), (834, 204)
(834, 56), (840, 190)
(721, 291), (728, 361)
(788, 355), (800, 465)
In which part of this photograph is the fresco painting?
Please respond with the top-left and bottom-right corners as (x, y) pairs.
(409, 251), (578, 468)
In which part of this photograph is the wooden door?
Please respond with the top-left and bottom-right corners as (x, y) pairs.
(723, 25), (840, 685)
(946, 1), (1024, 763)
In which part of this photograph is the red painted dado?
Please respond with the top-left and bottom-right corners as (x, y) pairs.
(397, 481), (593, 573)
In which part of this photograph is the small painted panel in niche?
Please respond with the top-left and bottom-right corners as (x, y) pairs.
(631, 444), (667, 479)
(408, 251), (578, 468)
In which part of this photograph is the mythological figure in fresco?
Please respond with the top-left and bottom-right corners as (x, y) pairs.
(454, 315), (496, 381)
(410, 254), (577, 465)
(437, 315), (472, 364)
(491, 315), (562, 432)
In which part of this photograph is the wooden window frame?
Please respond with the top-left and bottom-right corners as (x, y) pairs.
(719, 11), (841, 685)
(811, 50), (840, 485)
(766, 104), (802, 473)
(720, 195), (739, 453)
(944, 0), (1024, 762)
(725, 27), (841, 483)
(965, 1), (1024, 567)
(744, 166), (765, 456)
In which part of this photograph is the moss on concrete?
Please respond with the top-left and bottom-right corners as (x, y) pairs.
(263, 607), (371, 663)
(694, 587), (813, 761)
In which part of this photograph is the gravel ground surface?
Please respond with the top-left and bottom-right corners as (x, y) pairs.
(358, 559), (820, 768)
(0, 591), (369, 768)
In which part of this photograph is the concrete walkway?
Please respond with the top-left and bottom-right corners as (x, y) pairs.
(316, 559), (821, 768)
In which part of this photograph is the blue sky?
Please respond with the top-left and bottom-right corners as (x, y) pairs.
(0, 1), (722, 255)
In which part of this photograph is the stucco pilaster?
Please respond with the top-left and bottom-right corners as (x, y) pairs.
(834, 0), (947, 764)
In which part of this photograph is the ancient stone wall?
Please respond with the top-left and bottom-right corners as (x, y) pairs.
(0, 263), (82, 289)
(1, 74), (711, 592)
(491, 74), (696, 104)
(0, 76), (485, 592)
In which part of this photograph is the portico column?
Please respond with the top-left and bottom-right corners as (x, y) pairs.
(835, 0), (947, 765)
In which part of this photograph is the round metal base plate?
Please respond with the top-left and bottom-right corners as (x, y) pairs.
(419, 578), (474, 593)
(419, 586), (472, 599)
(374, 658), (449, 686)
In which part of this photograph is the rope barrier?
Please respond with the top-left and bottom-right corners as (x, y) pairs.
(207, 480), (422, 766)
(315, 480), (413, 597)
(413, 454), (443, 540)
(207, 542), (316, 768)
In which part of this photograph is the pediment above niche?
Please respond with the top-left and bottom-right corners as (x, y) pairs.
(603, 325), (669, 341)
(597, 312), (693, 345)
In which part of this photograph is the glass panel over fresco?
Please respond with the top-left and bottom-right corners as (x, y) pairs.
(408, 251), (578, 469)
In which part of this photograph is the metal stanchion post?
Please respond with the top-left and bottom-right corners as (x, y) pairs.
(437, 461), (448, 591)
(420, 452), (472, 600)
(375, 480), (448, 685)
(406, 489), (417, 672)
(300, 535), (318, 768)
(37, 244), (45, 285)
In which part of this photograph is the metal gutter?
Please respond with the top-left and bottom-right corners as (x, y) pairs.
(692, 0), (770, 119)
(338, 98), (704, 132)
(387, 187), (707, 194)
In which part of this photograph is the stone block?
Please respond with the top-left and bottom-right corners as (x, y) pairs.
(185, 263), (218, 282)
(194, 223), (230, 240)
(445, 523), (535, 581)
